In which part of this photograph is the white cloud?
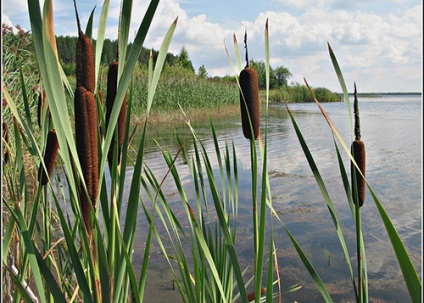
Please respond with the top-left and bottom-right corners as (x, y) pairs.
(2, 0), (422, 92)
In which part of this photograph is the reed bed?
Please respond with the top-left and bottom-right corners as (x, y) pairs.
(1, 1), (421, 303)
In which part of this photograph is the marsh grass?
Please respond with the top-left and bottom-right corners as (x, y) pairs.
(2, 1), (421, 303)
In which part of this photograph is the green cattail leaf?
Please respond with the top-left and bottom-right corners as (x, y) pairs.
(147, 17), (178, 116)
(233, 33), (243, 72)
(100, 0), (159, 191)
(284, 224), (333, 303)
(117, 0), (133, 79)
(327, 43), (353, 137)
(34, 249), (68, 302)
(95, 0), (110, 89)
(85, 5), (96, 39)
(4, 204), (47, 303)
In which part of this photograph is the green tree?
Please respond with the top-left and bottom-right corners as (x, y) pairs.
(274, 65), (292, 88)
(249, 59), (292, 90)
(197, 64), (207, 78)
(177, 46), (194, 72)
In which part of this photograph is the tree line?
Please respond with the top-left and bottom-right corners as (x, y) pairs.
(3, 24), (340, 102)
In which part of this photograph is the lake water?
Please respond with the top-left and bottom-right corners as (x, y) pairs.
(124, 94), (422, 302)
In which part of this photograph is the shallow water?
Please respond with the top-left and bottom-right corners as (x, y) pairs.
(57, 94), (420, 302)
(131, 94), (421, 302)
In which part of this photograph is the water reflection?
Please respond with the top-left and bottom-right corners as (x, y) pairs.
(117, 95), (422, 302)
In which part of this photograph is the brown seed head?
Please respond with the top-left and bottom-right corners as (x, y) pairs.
(106, 61), (127, 167)
(239, 67), (260, 140)
(351, 139), (366, 207)
(39, 129), (59, 185)
(74, 85), (98, 230)
(76, 32), (95, 93)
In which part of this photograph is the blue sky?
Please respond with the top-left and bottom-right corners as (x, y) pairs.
(2, 0), (423, 93)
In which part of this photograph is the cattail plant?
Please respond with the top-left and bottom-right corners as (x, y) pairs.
(38, 129), (59, 185)
(73, 0), (98, 231)
(351, 83), (366, 207)
(105, 61), (127, 167)
(239, 31), (260, 140)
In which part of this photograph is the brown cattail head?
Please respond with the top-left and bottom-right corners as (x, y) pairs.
(351, 83), (366, 207)
(106, 61), (127, 167)
(2, 122), (10, 164)
(74, 0), (95, 93)
(38, 90), (47, 128)
(76, 32), (95, 93)
(351, 139), (366, 207)
(239, 67), (260, 140)
(247, 287), (266, 302)
(74, 85), (98, 230)
(39, 129), (59, 185)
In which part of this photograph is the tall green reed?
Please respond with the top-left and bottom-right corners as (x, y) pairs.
(2, 0), (177, 301)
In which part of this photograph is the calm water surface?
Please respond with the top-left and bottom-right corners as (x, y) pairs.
(125, 94), (422, 302)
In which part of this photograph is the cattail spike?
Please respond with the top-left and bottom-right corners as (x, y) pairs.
(354, 82), (361, 141)
(239, 66), (260, 140)
(244, 29), (249, 68)
(74, 0), (95, 93)
(351, 83), (366, 207)
(73, 0), (82, 33)
(239, 30), (259, 140)
(39, 129), (59, 185)
(74, 85), (98, 231)
(351, 139), (366, 207)
(106, 61), (127, 167)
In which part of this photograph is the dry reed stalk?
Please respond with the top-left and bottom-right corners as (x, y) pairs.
(351, 83), (366, 206)
(38, 129), (59, 185)
(239, 31), (260, 140)
(105, 61), (127, 167)
(74, 85), (99, 230)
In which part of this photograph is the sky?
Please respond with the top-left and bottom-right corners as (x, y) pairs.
(2, 0), (423, 93)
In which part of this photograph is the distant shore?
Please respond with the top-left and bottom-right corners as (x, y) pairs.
(347, 92), (422, 97)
